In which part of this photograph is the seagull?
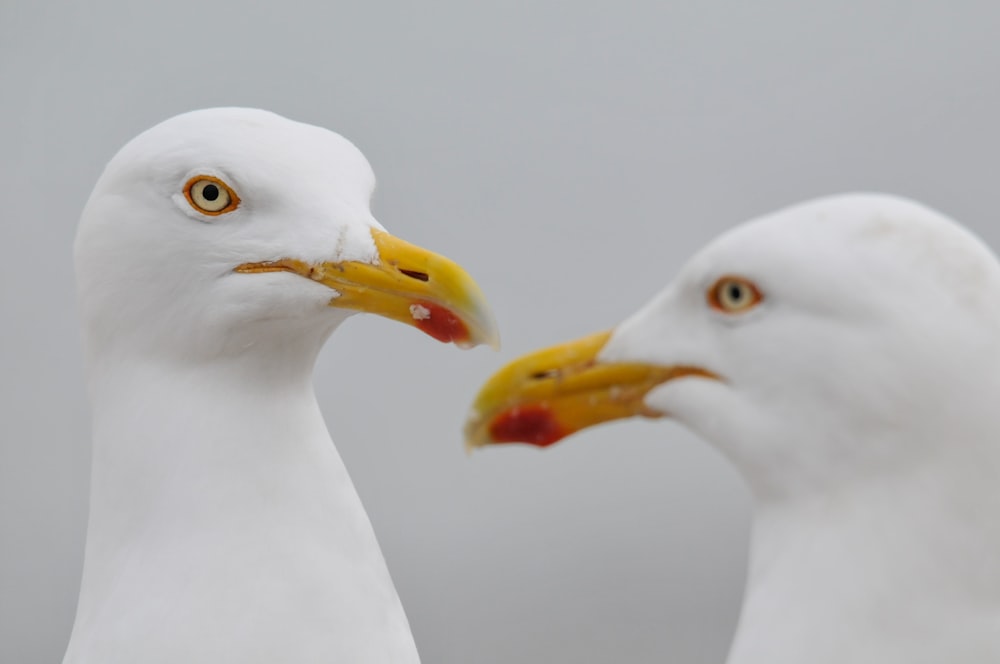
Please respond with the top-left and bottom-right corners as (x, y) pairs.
(466, 193), (1000, 664)
(65, 107), (498, 664)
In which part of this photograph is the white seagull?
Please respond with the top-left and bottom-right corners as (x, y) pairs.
(65, 108), (498, 664)
(466, 193), (1000, 664)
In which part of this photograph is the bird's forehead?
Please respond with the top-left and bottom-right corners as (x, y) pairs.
(688, 194), (987, 282)
(109, 108), (376, 200)
(672, 193), (1000, 324)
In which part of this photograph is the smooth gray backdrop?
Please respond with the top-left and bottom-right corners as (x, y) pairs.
(3, 2), (1000, 663)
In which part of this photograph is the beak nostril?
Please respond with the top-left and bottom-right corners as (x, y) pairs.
(400, 269), (430, 282)
(530, 369), (562, 381)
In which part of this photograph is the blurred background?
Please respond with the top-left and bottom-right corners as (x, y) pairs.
(3, 2), (1000, 662)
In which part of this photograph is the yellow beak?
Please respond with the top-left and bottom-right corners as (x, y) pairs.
(464, 330), (718, 449)
(235, 228), (500, 350)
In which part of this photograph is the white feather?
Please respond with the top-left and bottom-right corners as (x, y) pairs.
(65, 108), (420, 664)
(602, 194), (1000, 664)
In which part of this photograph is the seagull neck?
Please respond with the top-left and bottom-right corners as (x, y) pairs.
(84, 346), (330, 524)
(77, 345), (353, 598)
(70, 344), (419, 662)
(727, 456), (1000, 664)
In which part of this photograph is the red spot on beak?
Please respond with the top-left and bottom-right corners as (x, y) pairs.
(489, 404), (567, 447)
(413, 300), (470, 345)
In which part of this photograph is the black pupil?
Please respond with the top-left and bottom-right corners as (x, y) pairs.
(728, 284), (744, 302)
(202, 184), (220, 201)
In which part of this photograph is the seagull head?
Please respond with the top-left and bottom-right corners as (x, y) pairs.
(76, 108), (499, 363)
(466, 194), (1000, 498)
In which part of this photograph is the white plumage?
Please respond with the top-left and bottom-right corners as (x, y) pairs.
(66, 108), (496, 663)
(469, 193), (1000, 663)
(609, 195), (1000, 664)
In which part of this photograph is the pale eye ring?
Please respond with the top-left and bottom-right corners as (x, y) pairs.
(708, 276), (763, 314)
(184, 176), (240, 215)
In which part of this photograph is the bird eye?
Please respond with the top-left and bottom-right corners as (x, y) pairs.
(708, 276), (763, 314)
(184, 176), (240, 215)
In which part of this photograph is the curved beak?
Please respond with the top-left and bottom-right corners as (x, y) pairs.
(235, 228), (500, 350)
(464, 331), (718, 449)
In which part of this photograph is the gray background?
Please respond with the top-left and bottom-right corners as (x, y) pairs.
(3, 2), (1000, 662)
